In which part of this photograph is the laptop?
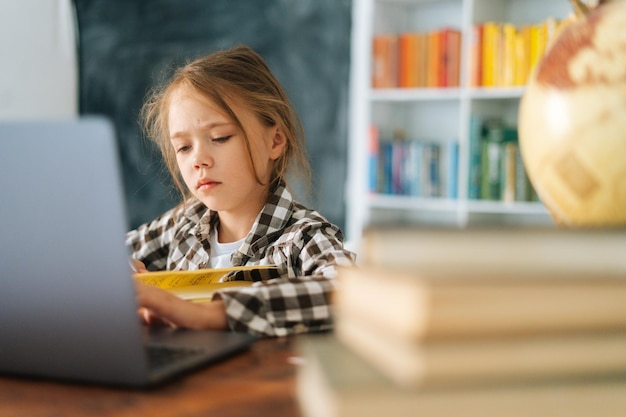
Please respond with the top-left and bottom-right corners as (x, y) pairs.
(0, 117), (258, 388)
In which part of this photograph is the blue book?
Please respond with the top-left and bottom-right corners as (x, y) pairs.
(446, 140), (459, 199)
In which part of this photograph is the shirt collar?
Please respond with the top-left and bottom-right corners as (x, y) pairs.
(182, 181), (295, 263)
(237, 181), (294, 262)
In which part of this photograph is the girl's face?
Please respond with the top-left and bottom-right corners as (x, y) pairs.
(168, 85), (286, 221)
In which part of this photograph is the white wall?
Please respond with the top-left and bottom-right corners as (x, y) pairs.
(0, 0), (77, 120)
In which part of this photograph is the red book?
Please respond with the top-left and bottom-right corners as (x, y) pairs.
(441, 28), (462, 87)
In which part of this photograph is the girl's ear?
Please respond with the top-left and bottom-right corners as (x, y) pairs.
(268, 127), (287, 160)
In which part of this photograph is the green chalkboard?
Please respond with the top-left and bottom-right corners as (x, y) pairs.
(74, 0), (352, 230)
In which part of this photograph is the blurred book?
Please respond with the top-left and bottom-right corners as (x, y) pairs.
(335, 309), (626, 387)
(357, 226), (626, 279)
(299, 226), (626, 416)
(335, 264), (626, 342)
(296, 334), (626, 417)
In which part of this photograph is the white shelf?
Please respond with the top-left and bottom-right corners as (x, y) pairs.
(467, 87), (525, 100)
(369, 194), (463, 212)
(345, 0), (569, 242)
(370, 88), (462, 101)
(369, 193), (548, 215)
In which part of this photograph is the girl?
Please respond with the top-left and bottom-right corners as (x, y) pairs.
(127, 45), (356, 337)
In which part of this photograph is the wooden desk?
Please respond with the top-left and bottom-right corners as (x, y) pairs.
(0, 336), (302, 417)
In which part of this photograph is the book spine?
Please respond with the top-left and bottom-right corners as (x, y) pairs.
(368, 125), (379, 193)
(391, 138), (403, 194)
(427, 30), (441, 88)
(481, 22), (499, 87)
(501, 23), (517, 87)
(468, 115), (483, 200)
(501, 141), (517, 203)
(444, 28), (461, 88)
(427, 143), (442, 198)
(481, 120), (504, 200)
(398, 33), (417, 88)
(515, 143), (531, 201)
(470, 24), (483, 87)
(529, 22), (547, 78)
(379, 140), (393, 194)
(446, 140), (459, 199)
(372, 34), (398, 88)
(415, 32), (428, 87)
(409, 140), (423, 197)
(515, 25), (531, 85)
(438, 29), (448, 87)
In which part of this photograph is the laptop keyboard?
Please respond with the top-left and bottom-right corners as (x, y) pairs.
(147, 345), (206, 370)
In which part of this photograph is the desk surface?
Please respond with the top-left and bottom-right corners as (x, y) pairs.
(0, 336), (302, 417)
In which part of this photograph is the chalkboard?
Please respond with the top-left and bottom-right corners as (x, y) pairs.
(73, 0), (352, 231)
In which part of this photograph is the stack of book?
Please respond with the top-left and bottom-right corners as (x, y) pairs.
(469, 17), (562, 88)
(296, 226), (626, 417)
(372, 27), (461, 89)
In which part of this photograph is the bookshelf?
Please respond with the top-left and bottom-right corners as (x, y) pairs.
(346, 0), (572, 242)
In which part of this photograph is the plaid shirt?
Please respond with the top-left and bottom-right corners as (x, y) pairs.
(126, 182), (356, 336)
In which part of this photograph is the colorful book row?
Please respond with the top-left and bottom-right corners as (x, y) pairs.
(372, 28), (461, 89)
(467, 116), (538, 202)
(470, 18), (563, 87)
(368, 126), (458, 199)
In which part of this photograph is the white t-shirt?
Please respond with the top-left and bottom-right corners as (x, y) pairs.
(209, 228), (245, 269)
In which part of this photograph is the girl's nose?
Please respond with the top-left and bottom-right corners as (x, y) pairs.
(192, 148), (213, 169)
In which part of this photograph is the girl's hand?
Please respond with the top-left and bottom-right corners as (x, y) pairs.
(130, 259), (148, 274)
(135, 282), (228, 330)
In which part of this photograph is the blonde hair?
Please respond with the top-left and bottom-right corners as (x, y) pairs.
(140, 44), (311, 203)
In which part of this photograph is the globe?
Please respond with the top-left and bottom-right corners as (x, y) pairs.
(518, 0), (626, 226)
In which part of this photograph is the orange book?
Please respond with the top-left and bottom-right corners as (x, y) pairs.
(442, 28), (461, 88)
(372, 34), (398, 88)
(398, 33), (418, 88)
(470, 24), (484, 87)
(415, 32), (428, 87)
(426, 30), (441, 88)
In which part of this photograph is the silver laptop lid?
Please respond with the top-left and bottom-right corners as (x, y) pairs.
(0, 117), (151, 385)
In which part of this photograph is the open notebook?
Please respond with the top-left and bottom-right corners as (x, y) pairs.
(0, 117), (258, 387)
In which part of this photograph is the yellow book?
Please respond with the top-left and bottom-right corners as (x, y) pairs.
(501, 23), (517, 87)
(515, 25), (532, 85)
(529, 22), (547, 77)
(481, 22), (500, 87)
(135, 265), (280, 302)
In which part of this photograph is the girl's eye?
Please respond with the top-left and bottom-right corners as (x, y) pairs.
(212, 135), (232, 144)
(176, 145), (191, 153)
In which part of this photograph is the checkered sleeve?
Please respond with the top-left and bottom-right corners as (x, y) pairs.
(217, 277), (336, 337)
(216, 218), (356, 336)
